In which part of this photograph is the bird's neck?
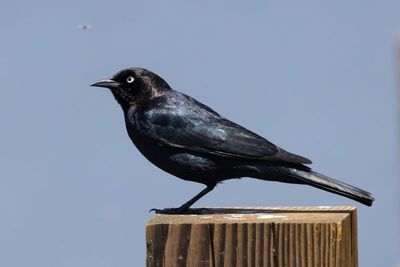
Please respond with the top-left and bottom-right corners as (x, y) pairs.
(112, 88), (168, 113)
(112, 94), (131, 112)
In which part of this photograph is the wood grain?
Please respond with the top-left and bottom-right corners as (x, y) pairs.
(146, 206), (357, 267)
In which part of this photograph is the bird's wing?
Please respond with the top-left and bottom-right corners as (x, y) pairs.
(139, 95), (312, 165)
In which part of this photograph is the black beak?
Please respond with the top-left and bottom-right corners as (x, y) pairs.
(90, 79), (121, 89)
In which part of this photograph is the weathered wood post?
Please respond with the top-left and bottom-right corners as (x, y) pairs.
(146, 206), (358, 267)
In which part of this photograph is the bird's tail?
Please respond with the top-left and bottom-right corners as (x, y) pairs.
(287, 168), (374, 206)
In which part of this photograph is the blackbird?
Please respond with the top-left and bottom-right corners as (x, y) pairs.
(91, 67), (374, 214)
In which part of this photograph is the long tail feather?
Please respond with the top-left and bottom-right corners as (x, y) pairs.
(288, 169), (374, 206)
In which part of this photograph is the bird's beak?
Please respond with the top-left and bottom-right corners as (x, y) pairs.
(90, 79), (121, 89)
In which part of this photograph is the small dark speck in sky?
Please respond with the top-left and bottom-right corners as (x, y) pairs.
(78, 24), (93, 30)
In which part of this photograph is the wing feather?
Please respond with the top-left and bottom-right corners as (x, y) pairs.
(138, 94), (312, 165)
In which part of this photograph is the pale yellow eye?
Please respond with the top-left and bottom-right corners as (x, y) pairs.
(126, 76), (134, 83)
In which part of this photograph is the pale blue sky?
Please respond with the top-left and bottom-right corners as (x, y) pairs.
(0, 1), (398, 266)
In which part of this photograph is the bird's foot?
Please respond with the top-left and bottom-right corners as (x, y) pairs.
(149, 207), (212, 215)
(149, 207), (189, 214)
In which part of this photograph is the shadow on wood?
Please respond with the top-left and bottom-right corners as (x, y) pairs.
(146, 206), (357, 267)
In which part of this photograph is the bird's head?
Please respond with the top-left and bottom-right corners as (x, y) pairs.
(91, 68), (170, 110)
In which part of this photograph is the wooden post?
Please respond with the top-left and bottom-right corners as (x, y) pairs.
(146, 206), (358, 267)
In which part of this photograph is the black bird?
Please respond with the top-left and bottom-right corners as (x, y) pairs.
(91, 67), (374, 213)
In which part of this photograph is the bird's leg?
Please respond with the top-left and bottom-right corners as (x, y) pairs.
(151, 184), (216, 214)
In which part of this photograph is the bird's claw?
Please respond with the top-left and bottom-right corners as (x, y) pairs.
(148, 208), (159, 213)
(149, 207), (213, 215)
(149, 207), (189, 214)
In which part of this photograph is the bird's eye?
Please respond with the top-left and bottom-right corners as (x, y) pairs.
(126, 76), (135, 83)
